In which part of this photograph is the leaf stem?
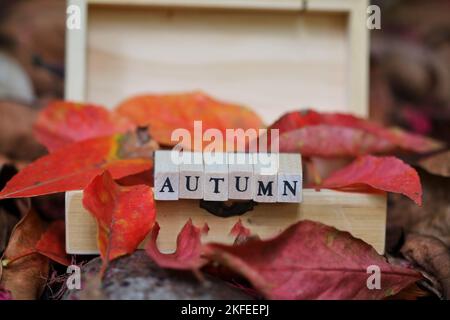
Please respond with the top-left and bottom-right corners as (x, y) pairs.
(1, 249), (37, 267)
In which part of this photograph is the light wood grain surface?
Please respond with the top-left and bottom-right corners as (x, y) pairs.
(66, 0), (368, 123)
(85, 7), (349, 124)
(66, 189), (386, 255)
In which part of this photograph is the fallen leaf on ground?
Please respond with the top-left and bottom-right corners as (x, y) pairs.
(388, 169), (450, 249)
(1, 0), (66, 98)
(0, 164), (28, 254)
(116, 91), (264, 150)
(34, 101), (135, 152)
(401, 234), (450, 299)
(320, 155), (422, 205)
(0, 198), (29, 255)
(148, 220), (421, 299)
(35, 220), (71, 266)
(386, 283), (430, 300)
(418, 150), (450, 177)
(0, 101), (46, 161)
(0, 130), (158, 199)
(204, 221), (421, 299)
(146, 219), (208, 271)
(270, 110), (442, 154)
(0, 209), (49, 300)
(83, 171), (156, 274)
(0, 209), (18, 255)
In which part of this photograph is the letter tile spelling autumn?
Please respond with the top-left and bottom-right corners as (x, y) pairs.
(277, 153), (303, 203)
(253, 153), (278, 203)
(228, 152), (254, 200)
(154, 150), (180, 200)
(203, 152), (229, 201)
(154, 151), (302, 203)
(179, 152), (204, 199)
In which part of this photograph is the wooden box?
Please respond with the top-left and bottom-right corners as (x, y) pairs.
(64, 0), (386, 254)
(66, 0), (369, 123)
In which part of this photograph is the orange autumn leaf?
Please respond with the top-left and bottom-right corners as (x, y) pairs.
(83, 171), (156, 272)
(34, 101), (135, 152)
(116, 91), (264, 150)
(0, 130), (158, 199)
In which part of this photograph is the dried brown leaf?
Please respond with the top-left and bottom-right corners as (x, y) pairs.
(0, 209), (49, 300)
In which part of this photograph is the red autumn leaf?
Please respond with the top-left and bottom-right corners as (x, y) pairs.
(145, 219), (208, 271)
(34, 101), (135, 152)
(230, 219), (251, 238)
(273, 125), (394, 157)
(203, 220), (421, 299)
(82, 171), (156, 271)
(116, 91), (264, 149)
(270, 110), (442, 154)
(320, 155), (422, 205)
(0, 131), (158, 199)
(35, 220), (71, 266)
(149, 220), (421, 299)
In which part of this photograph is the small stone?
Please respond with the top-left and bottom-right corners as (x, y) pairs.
(64, 251), (252, 300)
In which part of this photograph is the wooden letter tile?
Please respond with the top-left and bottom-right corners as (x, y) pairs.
(277, 153), (302, 203)
(228, 153), (253, 200)
(179, 152), (204, 199)
(154, 150), (179, 200)
(203, 152), (228, 201)
(253, 153), (278, 203)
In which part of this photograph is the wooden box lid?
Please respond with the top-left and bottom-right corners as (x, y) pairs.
(66, 0), (369, 124)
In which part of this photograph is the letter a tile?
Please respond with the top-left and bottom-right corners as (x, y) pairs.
(154, 150), (179, 200)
